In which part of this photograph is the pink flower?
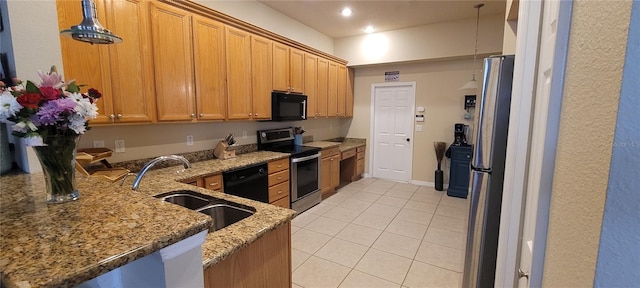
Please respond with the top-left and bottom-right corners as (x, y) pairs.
(37, 70), (64, 89)
(40, 87), (61, 101)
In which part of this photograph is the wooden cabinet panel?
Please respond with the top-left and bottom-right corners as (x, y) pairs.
(357, 158), (365, 176)
(357, 151), (365, 160)
(225, 26), (252, 120)
(289, 48), (305, 93)
(330, 155), (340, 189)
(193, 15), (227, 120)
(272, 42), (290, 92)
(304, 54), (317, 118)
(322, 147), (340, 157)
(204, 223), (291, 288)
(327, 61), (338, 117)
(268, 169), (290, 186)
(321, 156), (332, 195)
(271, 196), (290, 209)
(203, 174), (223, 191)
(268, 158), (290, 174)
(337, 64), (347, 117)
(251, 35), (273, 120)
(105, 0), (155, 123)
(268, 181), (290, 203)
(316, 58), (329, 117)
(57, 0), (113, 124)
(346, 67), (355, 117)
(150, 2), (195, 121)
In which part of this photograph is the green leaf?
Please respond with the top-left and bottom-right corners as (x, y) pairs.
(67, 81), (80, 93)
(25, 81), (40, 93)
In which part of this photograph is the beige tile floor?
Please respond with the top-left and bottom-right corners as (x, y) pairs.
(291, 178), (470, 288)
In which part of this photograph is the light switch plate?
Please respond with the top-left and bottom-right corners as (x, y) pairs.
(415, 125), (423, 132)
(115, 140), (125, 153)
(93, 140), (105, 148)
(186, 135), (193, 146)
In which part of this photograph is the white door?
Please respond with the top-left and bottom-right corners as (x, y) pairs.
(518, 1), (572, 287)
(371, 83), (415, 182)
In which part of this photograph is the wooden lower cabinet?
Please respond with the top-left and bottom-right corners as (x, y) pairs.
(320, 147), (340, 198)
(204, 222), (292, 288)
(268, 159), (291, 208)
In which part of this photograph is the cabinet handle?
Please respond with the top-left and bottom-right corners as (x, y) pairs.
(249, 113), (252, 116)
(199, 113), (204, 117)
(209, 182), (218, 186)
(117, 114), (123, 119)
(254, 113), (258, 117)
(109, 114), (115, 120)
(278, 190), (282, 194)
(278, 164), (282, 168)
(190, 113), (196, 118)
(278, 176), (282, 180)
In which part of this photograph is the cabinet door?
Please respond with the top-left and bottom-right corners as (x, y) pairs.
(304, 54), (317, 118)
(106, 0), (155, 123)
(150, 2), (195, 121)
(316, 58), (329, 117)
(337, 64), (347, 117)
(331, 155), (340, 188)
(56, 0), (113, 124)
(225, 26), (252, 120)
(193, 15), (226, 120)
(289, 48), (305, 93)
(272, 42), (289, 92)
(327, 61), (338, 117)
(321, 156), (332, 194)
(346, 67), (355, 117)
(251, 35), (273, 120)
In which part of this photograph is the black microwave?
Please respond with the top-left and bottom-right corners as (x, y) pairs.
(271, 92), (307, 121)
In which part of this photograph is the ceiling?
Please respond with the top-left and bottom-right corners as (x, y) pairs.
(257, 0), (507, 39)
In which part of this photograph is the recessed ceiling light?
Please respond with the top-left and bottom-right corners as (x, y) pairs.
(364, 26), (375, 33)
(341, 7), (352, 17)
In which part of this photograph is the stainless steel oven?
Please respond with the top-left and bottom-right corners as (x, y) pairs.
(257, 127), (321, 212)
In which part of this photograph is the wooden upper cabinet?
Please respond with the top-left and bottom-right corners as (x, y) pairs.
(337, 64), (347, 117)
(272, 42), (290, 92)
(57, 0), (113, 124)
(289, 48), (305, 93)
(251, 35), (273, 120)
(316, 58), (329, 117)
(304, 53), (318, 118)
(193, 15), (227, 120)
(225, 26), (253, 120)
(105, 0), (155, 123)
(150, 2), (195, 121)
(346, 67), (355, 117)
(327, 61), (338, 117)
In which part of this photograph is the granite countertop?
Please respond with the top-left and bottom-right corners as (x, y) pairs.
(0, 150), (296, 287)
(304, 141), (341, 149)
(305, 140), (366, 152)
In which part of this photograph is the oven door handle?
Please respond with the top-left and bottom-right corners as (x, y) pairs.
(291, 153), (320, 163)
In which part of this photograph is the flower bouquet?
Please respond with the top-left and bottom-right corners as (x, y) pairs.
(0, 66), (101, 203)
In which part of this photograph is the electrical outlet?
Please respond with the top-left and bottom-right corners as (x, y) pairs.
(93, 140), (105, 148)
(115, 140), (125, 153)
(186, 135), (193, 146)
(242, 131), (247, 139)
(415, 125), (423, 132)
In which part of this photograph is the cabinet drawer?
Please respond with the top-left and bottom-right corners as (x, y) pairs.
(341, 149), (356, 160)
(356, 146), (365, 153)
(271, 196), (290, 209)
(269, 169), (290, 186)
(268, 158), (289, 174)
(357, 152), (364, 160)
(322, 147), (340, 157)
(203, 174), (223, 191)
(183, 178), (203, 187)
(268, 181), (290, 202)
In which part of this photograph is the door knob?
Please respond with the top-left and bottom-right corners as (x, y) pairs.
(109, 114), (115, 120)
(117, 114), (123, 119)
(199, 113), (204, 117)
(518, 269), (529, 280)
(406, 138), (410, 142)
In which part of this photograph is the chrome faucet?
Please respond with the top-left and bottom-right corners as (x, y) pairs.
(131, 155), (191, 191)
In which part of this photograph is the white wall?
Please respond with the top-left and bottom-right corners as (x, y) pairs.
(194, 0), (334, 54)
(334, 14), (504, 66)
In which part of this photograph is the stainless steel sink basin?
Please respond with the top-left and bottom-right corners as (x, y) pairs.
(196, 204), (254, 230)
(155, 190), (255, 230)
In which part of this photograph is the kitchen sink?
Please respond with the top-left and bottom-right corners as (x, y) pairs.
(155, 190), (255, 230)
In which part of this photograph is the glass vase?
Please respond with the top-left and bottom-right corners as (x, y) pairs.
(33, 134), (80, 203)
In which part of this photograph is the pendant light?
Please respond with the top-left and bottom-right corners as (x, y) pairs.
(458, 3), (484, 91)
(60, 0), (122, 45)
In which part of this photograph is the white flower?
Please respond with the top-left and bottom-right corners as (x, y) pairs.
(0, 91), (22, 121)
(24, 135), (44, 146)
(69, 113), (87, 134)
(12, 120), (37, 133)
(69, 92), (98, 119)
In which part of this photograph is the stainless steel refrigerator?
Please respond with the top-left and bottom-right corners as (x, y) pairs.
(463, 55), (515, 288)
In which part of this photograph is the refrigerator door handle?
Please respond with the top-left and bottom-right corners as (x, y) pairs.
(472, 57), (503, 169)
(463, 170), (489, 288)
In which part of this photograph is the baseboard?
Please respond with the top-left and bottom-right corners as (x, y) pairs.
(410, 180), (448, 189)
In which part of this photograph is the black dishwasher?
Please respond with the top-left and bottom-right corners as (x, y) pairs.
(222, 163), (269, 203)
